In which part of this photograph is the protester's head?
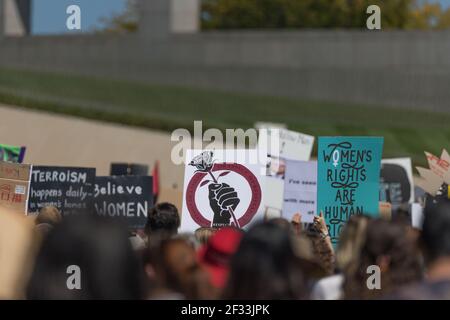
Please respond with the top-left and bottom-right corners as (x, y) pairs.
(27, 214), (144, 299)
(197, 227), (243, 291)
(392, 204), (411, 226)
(35, 206), (62, 226)
(223, 221), (307, 299)
(144, 237), (213, 299)
(144, 203), (180, 241)
(336, 215), (370, 272)
(343, 218), (422, 299)
(157, 238), (197, 295)
(421, 202), (450, 264)
(194, 227), (217, 246)
(34, 223), (53, 238)
(174, 232), (201, 250)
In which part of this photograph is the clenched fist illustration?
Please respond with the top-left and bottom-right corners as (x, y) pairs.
(208, 183), (240, 227)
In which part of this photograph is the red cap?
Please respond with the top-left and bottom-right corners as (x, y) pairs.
(197, 227), (242, 289)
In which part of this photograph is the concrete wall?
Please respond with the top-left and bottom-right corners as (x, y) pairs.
(0, 0), (449, 113)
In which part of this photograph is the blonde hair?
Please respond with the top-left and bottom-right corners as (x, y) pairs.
(194, 227), (217, 245)
(336, 215), (369, 272)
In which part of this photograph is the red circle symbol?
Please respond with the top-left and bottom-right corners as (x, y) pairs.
(185, 163), (262, 228)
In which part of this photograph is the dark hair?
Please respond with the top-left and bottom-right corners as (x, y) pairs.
(144, 203), (180, 238)
(27, 214), (144, 299)
(422, 202), (450, 263)
(223, 221), (307, 300)
(143, 237), (214, 299)
(343, 219), (422, 299)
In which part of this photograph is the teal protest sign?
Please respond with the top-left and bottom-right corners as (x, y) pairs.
(0, 144), (26, 163)
(317, 137), (384, 245)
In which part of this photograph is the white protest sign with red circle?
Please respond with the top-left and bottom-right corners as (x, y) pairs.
(181, 150), (265, 232)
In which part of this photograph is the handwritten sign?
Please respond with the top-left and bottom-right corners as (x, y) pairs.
(424, 150), (450, 184)
(282, 160), (317, 223)
(260, 128), (315, 163)
(317, 137), (384, 245)
(93, 176), (153, 229)
(0, 161), (32, 213)
(28, 166), (96, 215)
(0, 144), (26, 163)
(259, 128), (315, 217)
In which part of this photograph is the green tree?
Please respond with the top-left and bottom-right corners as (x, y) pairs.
(97, 0), (450, 32)
(97, 0), (139, 34)
(201, 0), (419, 30)
(407, 1), (441, 29)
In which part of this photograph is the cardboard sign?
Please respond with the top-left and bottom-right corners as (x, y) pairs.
(0, 161), (32, 213)
(93, 176), (153, 229)
(317, 137), (384, 245)
(380, 158), (414, 206)
(282, 160), (317, 223)
(415, 149), (450, 199)
(416, 167), (444, 196)
(425, 150), (450, 180)
(0, 144), (26, 163)
(181, 150), (265, 232)
(28, 166), (95, 215)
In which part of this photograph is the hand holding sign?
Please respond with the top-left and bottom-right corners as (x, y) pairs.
(313, 211), (329, 237)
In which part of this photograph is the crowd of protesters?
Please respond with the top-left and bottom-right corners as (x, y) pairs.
(1, 194), (450, 300)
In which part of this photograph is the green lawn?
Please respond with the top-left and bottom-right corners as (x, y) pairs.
(0, 67), (448, 167)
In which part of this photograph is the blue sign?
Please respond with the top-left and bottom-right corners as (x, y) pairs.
(317, 137), (384, 245)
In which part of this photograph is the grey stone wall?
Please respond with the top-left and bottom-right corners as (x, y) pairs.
(0, 0), (449, 113)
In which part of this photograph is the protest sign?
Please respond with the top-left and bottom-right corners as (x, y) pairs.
(422, 150), (450, 185)
(425, 150), (450, 180)
(0, 161), (32, 213)
(260, 128), (315, 164)
(259, 128), (315, 217)
(28, 166), (95, 215)
(181, 149), (264, 232)
(110, 163), (149, 176)
(317, 137), (384, 245)
(411, 203), (424, 230)
(0, 144), (26, 163)
(254, 122), (287, 130)
(263, 178), (284, 218)
(380, 158), (414, 206)
(416, 167), (444, 196)
(282, 160), (317, 223)
(94, 176), (153, 229)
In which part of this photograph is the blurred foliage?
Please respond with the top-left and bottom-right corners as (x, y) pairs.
(408, 1), (450, 29)
(201, 0), (450, 29)
(95, 0), (450, 32)
(97, 0), (138, 34)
